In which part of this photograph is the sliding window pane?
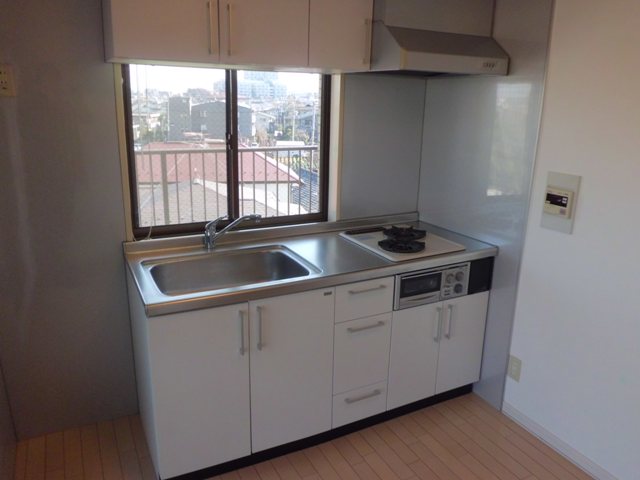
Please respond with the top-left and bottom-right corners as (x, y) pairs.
(128, 64), (228, 227)
(236, 70), (323, 218)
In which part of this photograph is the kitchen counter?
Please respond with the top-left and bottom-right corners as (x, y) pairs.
(124, 213), (498, 316)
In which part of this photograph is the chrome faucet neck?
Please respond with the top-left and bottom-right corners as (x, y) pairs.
(203, 214), (262, 250)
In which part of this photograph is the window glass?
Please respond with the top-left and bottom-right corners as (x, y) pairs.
(126, 65), (325, 234)
(236, 70), (323, 218)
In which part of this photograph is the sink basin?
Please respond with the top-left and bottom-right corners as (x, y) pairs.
(146, 246), (319, 296)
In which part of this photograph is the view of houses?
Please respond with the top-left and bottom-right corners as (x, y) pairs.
(129, 69), (322, 227)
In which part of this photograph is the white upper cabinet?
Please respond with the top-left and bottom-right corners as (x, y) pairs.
(103, 0), (220, 64)
(309, 0), (374, 71)
(104, 0), (373, 71)
(219, 0), (309, 67)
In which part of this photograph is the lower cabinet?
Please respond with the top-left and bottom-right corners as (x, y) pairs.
(387, 292), (489, 410)
(147, 303), (251, 479)
(249, 289), (334, 452)
(132, 274), (489, 479)
(137, 287), (334, 478)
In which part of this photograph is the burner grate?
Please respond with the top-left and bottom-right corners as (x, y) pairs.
(378, 239), (426, 253)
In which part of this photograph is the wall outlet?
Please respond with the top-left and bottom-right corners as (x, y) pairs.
(508, 355), (522, 382)
(0, 64), (17, 97)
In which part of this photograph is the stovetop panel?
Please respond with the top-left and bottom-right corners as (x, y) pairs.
(340, 226), (466, 262)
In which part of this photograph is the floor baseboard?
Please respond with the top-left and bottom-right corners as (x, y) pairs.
(501, 401), (617, 480)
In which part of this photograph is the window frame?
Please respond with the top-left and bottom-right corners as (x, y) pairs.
(122, 65), (331, 239)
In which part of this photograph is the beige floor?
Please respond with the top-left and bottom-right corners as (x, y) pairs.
(13, 394), (593, 480)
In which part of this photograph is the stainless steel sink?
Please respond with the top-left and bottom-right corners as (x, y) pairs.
(145, 245), (319, 296)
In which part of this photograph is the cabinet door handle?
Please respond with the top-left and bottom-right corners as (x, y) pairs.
(363, 18), (372, 65)
(348, 284), (386, 295)
(444, 304), (453, 339)
(347, 320), (385, 334)
(433, 306), (443, 342)
(256, 305), (263, 351)
(207, 1), (217, 54)
(344, 388), (382, 404)
(226, 3), (233, 56)
(238, 310), (246, 355)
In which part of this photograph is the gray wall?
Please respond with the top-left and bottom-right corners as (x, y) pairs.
(339, 74), (425, 219)
(418, 0), (554, 407)
(0, 0), (138, 438)
(0, 364), (15, 479)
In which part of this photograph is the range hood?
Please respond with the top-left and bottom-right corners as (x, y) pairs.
(370, 21), (510, 76)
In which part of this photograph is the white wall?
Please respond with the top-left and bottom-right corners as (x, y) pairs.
(505, 1), (640, 479)
(418, 0), (553, 407)
(339, 74), (425, 219)
(0, 0), (138, 438)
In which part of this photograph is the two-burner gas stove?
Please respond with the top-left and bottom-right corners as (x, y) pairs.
(340, 224), (465, 262)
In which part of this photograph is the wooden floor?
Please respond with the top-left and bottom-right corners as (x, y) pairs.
(12, 394), (593, 480)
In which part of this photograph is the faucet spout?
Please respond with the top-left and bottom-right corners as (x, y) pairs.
(203, 214), (262, 250)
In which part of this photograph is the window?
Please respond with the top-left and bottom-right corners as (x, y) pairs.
(123, 65), (329, 238)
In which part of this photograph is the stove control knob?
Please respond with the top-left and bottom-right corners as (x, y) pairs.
(455, 271), (465, 282)
(446, 274), (455, 284)
(454, 283), (463, 294)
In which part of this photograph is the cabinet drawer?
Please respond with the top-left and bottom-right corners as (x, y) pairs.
(332, 381), (387, 428)
(335, 277), (394, 323)
(333, 313), (391, 394)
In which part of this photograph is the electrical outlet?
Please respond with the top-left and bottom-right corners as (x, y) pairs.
(508, 355), (522, 382)
(0, 64), (17, 97)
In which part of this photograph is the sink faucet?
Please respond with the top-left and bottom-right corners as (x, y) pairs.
(203, 214), (262, 250)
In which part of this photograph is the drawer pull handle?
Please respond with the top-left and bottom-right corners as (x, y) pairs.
(226, 3), (233, 56)
(207, 1), (216, 54)
(345, 389), (382, 404)
(444, 304), (453, 339)
(347, 320), (385, 333)
(348, 284), (387, 295)
(363, 18), (372, 65)
(434, 306), (443, 342)
(238, 310), (246, 355)
(256, 305), (264, 351)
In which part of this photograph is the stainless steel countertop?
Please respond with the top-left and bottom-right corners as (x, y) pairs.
(124, 213), (498, 317)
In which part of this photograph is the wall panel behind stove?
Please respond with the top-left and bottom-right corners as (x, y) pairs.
(338, 74), (426, 219)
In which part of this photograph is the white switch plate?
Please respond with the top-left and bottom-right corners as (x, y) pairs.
(508, 355), (522, 382)
(0, 65), (17, 97)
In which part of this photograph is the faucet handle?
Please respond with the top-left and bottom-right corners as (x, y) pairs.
(205, 215), (228, 231)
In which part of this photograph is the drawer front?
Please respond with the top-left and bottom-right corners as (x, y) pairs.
(332, 381), (387, 428)
(333, 313), (391, 394)
(335, 277), (394, 323)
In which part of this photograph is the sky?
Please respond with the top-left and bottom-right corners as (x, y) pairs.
(129, 64), (320, 95)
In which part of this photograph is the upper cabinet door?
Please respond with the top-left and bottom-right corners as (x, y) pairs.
(309, 0), (373, 71)
(104, 0), (220, 64)
(219, 0), (309, 67)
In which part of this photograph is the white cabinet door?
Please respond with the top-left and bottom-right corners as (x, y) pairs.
(249, 288), (334, 452)
(148, 303), (250, 479)
(387, 303), (441, 410)
(104, 0), (220, 63)
(219, 0), (309, 67)
(309, 0), (373, 71)
(435, 292), (489, 394)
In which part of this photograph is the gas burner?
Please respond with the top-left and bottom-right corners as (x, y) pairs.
(382, 225), (426, 242)
(378, 239), (426, 254)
